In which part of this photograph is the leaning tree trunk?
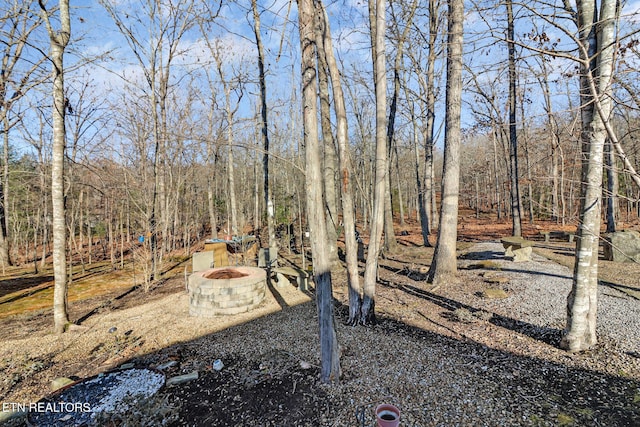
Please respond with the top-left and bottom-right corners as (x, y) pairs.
(298, 0), (340, 383)
(40, 0), (71, 334)
(426, 0), (463, 285)
(318, 3), (361, 325)
(561, 0), (617, 352)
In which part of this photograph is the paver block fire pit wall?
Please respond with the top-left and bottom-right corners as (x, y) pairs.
(188, 266), (266, 316)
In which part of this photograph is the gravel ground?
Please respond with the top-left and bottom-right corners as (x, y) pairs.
(1, 241), (639, 426)
(459, 241), (640, 355)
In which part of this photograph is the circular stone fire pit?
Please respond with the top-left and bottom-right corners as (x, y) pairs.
(188, 266), (266, 317)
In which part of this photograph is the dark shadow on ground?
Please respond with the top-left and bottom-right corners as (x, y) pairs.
(75, 284), (143, 325)
(380, 280), (563, 347)
(4, 295), (640, 426)
(265, 273), (289, 310)
(0, 275), (54, 300)
(458, 250), (503, 261)
(495, 267), (572, 281)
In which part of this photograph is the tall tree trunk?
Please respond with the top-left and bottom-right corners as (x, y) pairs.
(562, 0), (617, 352)
(318, 3), (361, 325)
(297, 0), (340, 383)
(315, 28), (339, 266)
(383, 0), (417, 249)
(518, 93), (535, 224)
(605, 140), (618, 232)
(252, 0), (276, 250)
(492, 132), (502, 219)
(207, 124), (219, 239)
(507, 0), (522, 237)
(361, 0), (388, 324)
(423, 0), (440, 239)
(0, 119), (10, 267)
(426, 0), (463, 285)
(394, 144), (405, 226)
(40, 0), (71, 334)
(224, 84), (239, 236)
(383, 175), (396, 252)
(538, 57), (562, 223)
(413, 111), (430, 245)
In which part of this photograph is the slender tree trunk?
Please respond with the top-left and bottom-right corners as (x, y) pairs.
(40, 0), (71, 334)
(605, 140), (618, 232)
(318, 4), (360, 324)
(252, 0), (276, 250)
(507, 0), (522, 237)
(383, 174), (396, 252)
(315, 26), (339, 266)
(297, 0), (340, 383)
(0, 119), (10, 267)
(427, 0), (463, 285)
(207, 139), (218, 239)
(361, 0), (388, 324)
(224, 84), (238, 236)
(408, 92), (430, 245)
(424, 0), (439, 234)
(383, 0), (417, 248)
(492, 133), (501, 219)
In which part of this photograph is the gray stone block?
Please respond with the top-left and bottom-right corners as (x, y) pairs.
(258, 248), (278, 268)
(603, 230), (640, 263)
(192, 251), (214, 271)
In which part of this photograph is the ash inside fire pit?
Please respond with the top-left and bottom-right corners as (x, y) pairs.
(203, 269), (249, 280)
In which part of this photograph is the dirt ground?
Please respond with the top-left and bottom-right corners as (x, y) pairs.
(1, 217), (639, 426)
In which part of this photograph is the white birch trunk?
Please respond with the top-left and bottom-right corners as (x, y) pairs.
(562, 0), (617, 352)
(40, 0), (71, 334)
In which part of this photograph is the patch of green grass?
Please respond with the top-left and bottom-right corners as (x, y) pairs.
(0, 262), (140, 319)
(557, 412), (575, 426)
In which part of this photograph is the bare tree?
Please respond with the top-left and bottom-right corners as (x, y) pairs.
(39, 0), (71, 334)
(0, 1), (45, 267)
(561, 0), (618, 352)
(506, 0), (522, 236)
(317, 2), (361, 325)
(209, 41), (244, 237)
(250, 0), (276, 249)
(361, 0), (388, 324)
(100, 0), (196, 280)
(386, 0), (418, 238)
(426, 0), (463, 285)
(404, 0), (442, 245)
(315, 14), (339, 266)
(297, 0), (340, 383)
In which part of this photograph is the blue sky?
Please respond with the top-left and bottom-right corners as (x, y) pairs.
(9, 0), (640, 160)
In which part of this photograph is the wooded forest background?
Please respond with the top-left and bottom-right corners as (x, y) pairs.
(1, 1), (639, 302)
